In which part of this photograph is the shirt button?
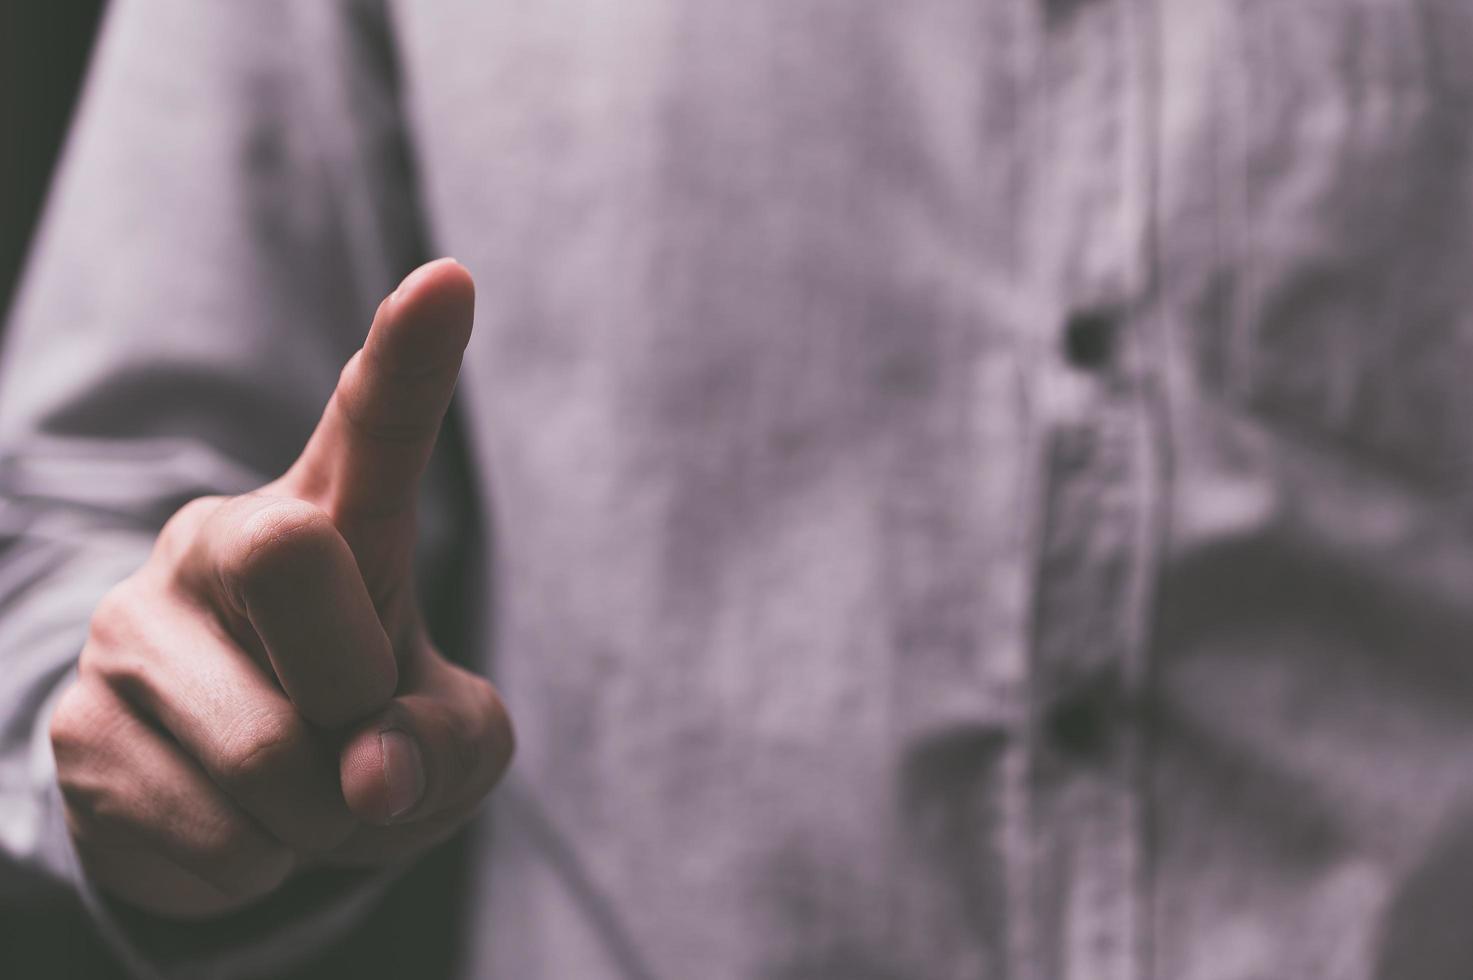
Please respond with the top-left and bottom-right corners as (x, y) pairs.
(1043, 671), (1121, 759)
(1062, 307), (1118, 370)
(1043, 0), (1097, 27)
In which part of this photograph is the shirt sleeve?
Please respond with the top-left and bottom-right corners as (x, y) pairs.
(0, 0), (429, 975)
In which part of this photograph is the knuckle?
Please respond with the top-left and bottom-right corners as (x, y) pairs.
(222, 497), (338, 600)
(55, 768), (132, 850)
(49, 688), (145, 847)
(84, 578), (147, 654)
(50, 680), (133, 774)
(48, 682), (98, 758)
(157, 495), (225, 554)
(80, 630), (156, 708)
(189, 813), (293, 901)
(217, 708), (307, 789)
(82, 579), (171, 704)
(81, 580), (169, 704)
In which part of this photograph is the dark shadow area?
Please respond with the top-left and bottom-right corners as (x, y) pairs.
(1374, 802), (1473, 980)
(0, 1), (107, 322)
(0, 880), (125, 979)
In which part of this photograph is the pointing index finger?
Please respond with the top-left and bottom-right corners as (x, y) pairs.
(287, 258), (475, 522)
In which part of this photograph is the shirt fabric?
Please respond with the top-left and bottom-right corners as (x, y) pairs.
(4, 1), (1473, 978)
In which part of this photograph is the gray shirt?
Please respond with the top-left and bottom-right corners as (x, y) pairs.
(5, 1), (1473, 978)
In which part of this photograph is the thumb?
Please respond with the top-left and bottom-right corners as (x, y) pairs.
(337, 654), (514, 826)
(285, 257), (474, 527)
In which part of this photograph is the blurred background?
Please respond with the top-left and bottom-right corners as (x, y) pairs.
(1, 1), (107, 323)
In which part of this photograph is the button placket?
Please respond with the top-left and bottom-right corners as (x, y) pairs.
(1013, 0), (1164, 976)
(1043, 663), (1124, 760)
(1026, 400), (1157, 980)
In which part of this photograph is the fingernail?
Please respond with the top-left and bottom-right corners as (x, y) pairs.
(380, 730), (425, 820)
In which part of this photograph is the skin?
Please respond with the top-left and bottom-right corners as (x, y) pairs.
(48, 258), (515, 919)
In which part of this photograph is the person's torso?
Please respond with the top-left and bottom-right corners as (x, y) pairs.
(394, 2), (1473, 977)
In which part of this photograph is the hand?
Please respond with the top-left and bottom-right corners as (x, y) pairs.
(49, 259), (514, 919)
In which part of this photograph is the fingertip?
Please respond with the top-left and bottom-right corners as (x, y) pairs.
(391, 257), (474, 315)
(370, 258), (475, 370)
